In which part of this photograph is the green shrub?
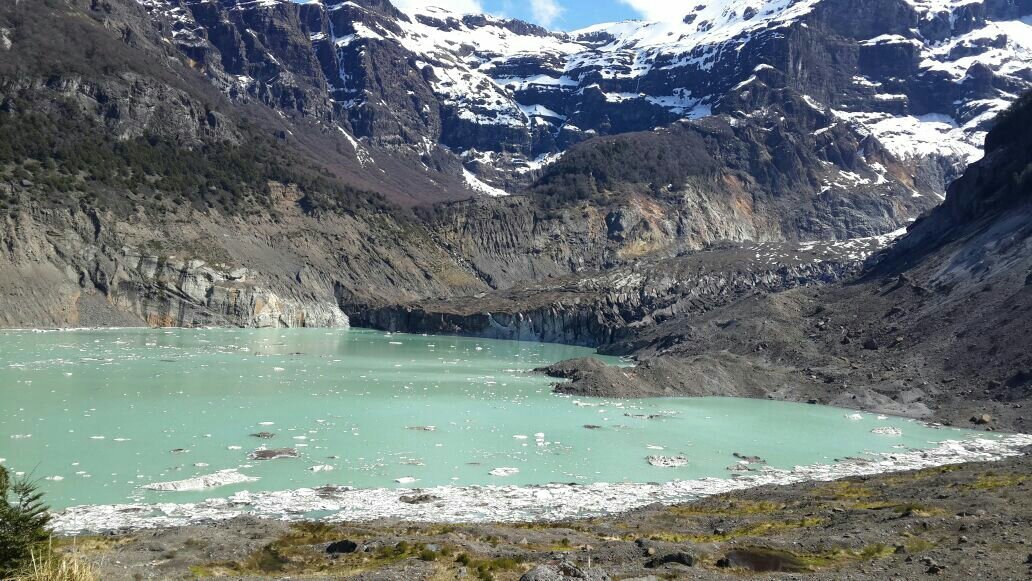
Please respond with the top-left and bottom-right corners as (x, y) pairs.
(1, 465), (52, 577)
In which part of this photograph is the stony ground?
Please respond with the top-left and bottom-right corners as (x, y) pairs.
(61, 451), (1032, 580)
(546, 237), (1032, 435)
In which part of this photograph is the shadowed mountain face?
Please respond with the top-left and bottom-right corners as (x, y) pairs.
(126, 0), (1032, 195)
(0, 0), (1029, 331)
(4, 0), (1029, 210)
(528, 92), (1032, 431)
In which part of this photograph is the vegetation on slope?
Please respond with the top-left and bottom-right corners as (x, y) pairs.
(0, 101), (390, 218)
(529, 125), (718, 208)
(0, 0), (393, 220)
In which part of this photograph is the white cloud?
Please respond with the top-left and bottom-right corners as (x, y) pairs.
(617, 0), (691, 21)
(530, 0), (563, 27)
(391, 0), (485, 15)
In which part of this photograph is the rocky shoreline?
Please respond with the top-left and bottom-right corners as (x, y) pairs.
(48, 433), (1032, 536)
(61, 448), (1032, 580)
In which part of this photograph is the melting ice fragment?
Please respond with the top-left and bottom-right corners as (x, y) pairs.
(489, 467), (520, 477)
(647, 455), (688, 468)
(143, 470), (258, 491)
(248, 448), (299, 460)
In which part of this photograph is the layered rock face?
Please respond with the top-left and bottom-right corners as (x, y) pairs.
(108, 253), (349, 328)
(355, 235), (902, 346)
(0, 203), (348, 328)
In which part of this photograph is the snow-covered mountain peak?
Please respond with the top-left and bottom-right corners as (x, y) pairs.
(134, 0), (1031, 199)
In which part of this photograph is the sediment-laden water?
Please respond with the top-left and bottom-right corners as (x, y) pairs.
(1, 328), (1027, 533)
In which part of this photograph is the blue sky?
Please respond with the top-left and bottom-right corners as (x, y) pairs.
(391, 0), (672, 30)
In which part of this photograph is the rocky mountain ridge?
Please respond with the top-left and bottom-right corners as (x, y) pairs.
(132, 0), (1032, 196)
(542, 91), (1032, 430)
(0, 0), (1029, 331)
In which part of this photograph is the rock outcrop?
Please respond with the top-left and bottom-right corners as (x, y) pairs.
(355, 237), (897, 347)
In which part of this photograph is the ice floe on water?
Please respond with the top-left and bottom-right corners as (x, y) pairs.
(647, 455), (688, 468)
(142, 470), (259, 492)
(871, 427), (903, 436)
(248, 448), (298, 461)
(489, 467), (520, 477)
(50, 434), (1032, 534)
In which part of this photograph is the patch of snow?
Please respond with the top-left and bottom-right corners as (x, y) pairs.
(463, 169), (509, 197)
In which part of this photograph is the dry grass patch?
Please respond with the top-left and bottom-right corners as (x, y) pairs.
(646, 517), (826, 543)
(13, 549), (99, 581)
(668, 499), (786, 517)
(963, 472), (1028, 490)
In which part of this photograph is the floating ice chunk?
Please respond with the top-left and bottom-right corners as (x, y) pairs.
(395, 476), (418, 484)
(143, 470), (258, 492)
(309, 465), (334, 473)
(512, 435), (528, 440)
(0, 458), (5, 464)
(489, 467), (520, 477)
(407, 426), (437, 432)
(258, 422), (275, 426)
(871, 427), (903, 436)
(10, 434), (31, 439)
(227, 446), (242, 451)
(273, 367), (285, 372)
(248, 448), (299, 461)
(45, 476), (65, 481)
(90, 436), (105, 440)
(194, 463), (209, 468)
(113, 438), (131, 442)
(647, 455), (688, 468)
(845, 413), (865, 421)
(646, 445), (665, 450)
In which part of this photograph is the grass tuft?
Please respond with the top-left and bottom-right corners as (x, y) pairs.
(14, 549), (99, 581)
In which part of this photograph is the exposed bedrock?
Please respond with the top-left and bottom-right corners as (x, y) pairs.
(353, 243), (875, 348)
(0, 202), (357, 329)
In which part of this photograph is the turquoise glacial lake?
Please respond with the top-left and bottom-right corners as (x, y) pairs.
(0, 328), (984, 513)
